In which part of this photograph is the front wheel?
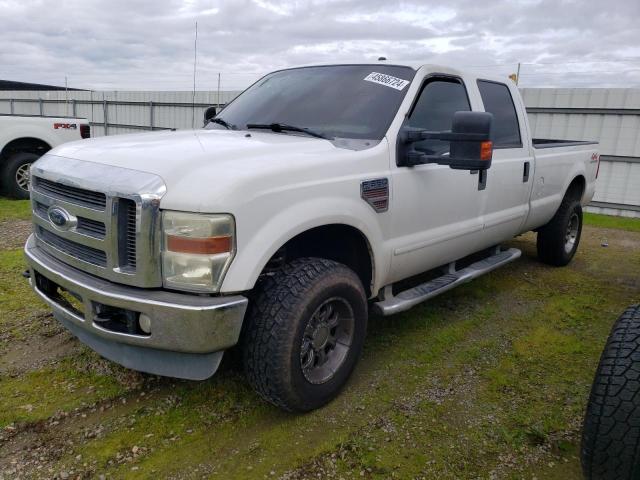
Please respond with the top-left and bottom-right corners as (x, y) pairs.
(537, 197), (583, 266)
(1, 152), (41, 199)
(242, 257), (368, 412)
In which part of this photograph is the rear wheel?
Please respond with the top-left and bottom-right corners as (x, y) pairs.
(1, 152), (40, 199)
(537, 196), (583, 266)
(242, 257), (367, 412)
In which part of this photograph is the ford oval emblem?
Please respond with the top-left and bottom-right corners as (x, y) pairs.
(47, 206), (77, 231)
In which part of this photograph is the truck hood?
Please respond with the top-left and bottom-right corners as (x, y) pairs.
(49, 129), (376, 212)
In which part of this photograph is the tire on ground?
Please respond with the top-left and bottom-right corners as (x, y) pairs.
(1, 151), (40, 199)
(242, 257), (368, 412)
(537, 193), (583, 266)
(581, 304), (640, 480)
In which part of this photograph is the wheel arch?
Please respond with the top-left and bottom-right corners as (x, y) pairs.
(0, 136), (51, 160)
(565, 174), (586, 203)
(259, 223), (375, 297)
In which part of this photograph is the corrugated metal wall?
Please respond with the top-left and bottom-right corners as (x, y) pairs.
(522, 88), (640, 217)
(1, 87), (639, 217)
(0, 90), (242, 136)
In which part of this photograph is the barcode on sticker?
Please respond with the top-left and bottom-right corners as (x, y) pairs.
(363, 72), (410, 91)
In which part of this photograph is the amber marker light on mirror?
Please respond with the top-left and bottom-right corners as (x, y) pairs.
(480, 141), (493, 161)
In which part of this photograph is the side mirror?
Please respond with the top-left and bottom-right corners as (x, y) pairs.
(203, 106), (217, 125)
(398, 111), (494, 170)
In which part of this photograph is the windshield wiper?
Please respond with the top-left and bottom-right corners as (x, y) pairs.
(210, 117), (234, 129)
(245, 123), (331, 140)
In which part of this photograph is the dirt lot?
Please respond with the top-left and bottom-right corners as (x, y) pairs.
(1, 198), (639, 480)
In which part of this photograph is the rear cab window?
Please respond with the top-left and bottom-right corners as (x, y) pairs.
(476, 80), (522, 148)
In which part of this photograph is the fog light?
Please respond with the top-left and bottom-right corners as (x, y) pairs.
(139, 314), (152, 334)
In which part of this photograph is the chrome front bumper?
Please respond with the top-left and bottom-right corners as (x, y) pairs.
(24, 234), (248, 380)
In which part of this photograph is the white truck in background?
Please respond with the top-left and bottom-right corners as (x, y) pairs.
(0, 114), (90, 198)
(24, 63), (598, 412)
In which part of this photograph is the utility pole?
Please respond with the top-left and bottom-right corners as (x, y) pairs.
(192, 21), (198, 129)
(516, 62), (521, 85)
(65, 76), (69, 116)
(217, 73), (221, 108)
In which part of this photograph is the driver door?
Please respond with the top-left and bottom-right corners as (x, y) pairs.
(388, 76), (487, 283)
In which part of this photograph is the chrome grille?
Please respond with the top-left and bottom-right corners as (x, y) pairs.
(30, 155), (166, 288)
(33, 177), (107, 210)
(37, 226), (107, 267)
(77, 217), (106, 238)
(119, 199), (137, 270)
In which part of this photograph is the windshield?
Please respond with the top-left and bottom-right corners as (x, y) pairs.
(208, 65), (416, 141)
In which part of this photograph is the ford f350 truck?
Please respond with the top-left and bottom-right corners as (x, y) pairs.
(0, 114), (90, 198)
(24, 63), (598, 411)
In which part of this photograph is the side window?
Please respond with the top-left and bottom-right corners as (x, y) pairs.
(407, 79), (470, 155)
(477, 80), (522, 148)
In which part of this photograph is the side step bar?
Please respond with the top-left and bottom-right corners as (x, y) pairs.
(373, 247), (522, 316)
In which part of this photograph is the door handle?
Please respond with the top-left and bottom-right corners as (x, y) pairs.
(523, 161), (530, 182)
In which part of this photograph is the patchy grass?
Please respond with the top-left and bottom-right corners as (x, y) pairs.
(0, 197), (31, 222)
(584, 212), (640, 232)
(0, 249), (49, 347)
(0, 249), (35, 316)
(0, 359), (126, 427)
(0, 200), (638, 478)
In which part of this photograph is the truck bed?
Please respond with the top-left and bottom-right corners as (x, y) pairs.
(532, 138), (598, 149)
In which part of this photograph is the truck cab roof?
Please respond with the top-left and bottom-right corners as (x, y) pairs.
(274, 62), (510, 84)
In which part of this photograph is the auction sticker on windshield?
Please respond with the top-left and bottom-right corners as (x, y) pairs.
(363, 72), (410, 91)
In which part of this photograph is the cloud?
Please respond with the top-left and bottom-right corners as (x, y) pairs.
(0, 0), (639, 90)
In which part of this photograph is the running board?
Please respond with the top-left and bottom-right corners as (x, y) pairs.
(373, 247), (522, 316)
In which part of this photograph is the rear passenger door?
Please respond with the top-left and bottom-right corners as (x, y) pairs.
(477, 80), (533, 243)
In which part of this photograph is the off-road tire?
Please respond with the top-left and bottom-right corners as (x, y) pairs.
(1, 151), (40, 199)
(537, 195), (583, 266)
(242, 257), (367, 412)
(582, 304), (640, 480)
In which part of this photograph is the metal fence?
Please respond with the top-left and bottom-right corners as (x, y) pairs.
(0, 90), (242, 137)
(522, 88), (640, 218)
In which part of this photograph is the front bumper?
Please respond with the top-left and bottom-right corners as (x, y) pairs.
(24, 234), (248, 380)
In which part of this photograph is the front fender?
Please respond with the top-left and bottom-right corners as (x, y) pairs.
(220, 196), (389, 297)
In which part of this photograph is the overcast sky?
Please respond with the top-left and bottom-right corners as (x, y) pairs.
(1, 0), (639, 91)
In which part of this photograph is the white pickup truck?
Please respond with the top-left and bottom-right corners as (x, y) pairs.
(24, 63), (599, 411)
(0, 114), (90, 198)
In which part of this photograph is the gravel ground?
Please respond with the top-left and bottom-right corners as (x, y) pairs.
(0, 220), (32, 249)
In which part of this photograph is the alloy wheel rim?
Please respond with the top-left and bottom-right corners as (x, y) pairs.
(15, 163), (31, 192)
(300, 297), (354, 385)
(564, 212), (580, 253)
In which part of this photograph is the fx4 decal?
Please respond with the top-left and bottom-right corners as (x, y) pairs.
(54, 123), (78, 130)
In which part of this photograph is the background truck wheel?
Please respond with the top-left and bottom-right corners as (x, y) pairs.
(242, 257), (368, 412)
(536, 196), (583, 266)
(581, 304), (640, 480)
(1, 152), (40, 199)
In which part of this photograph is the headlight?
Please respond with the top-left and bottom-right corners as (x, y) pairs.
(161, 211), (235, 293)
